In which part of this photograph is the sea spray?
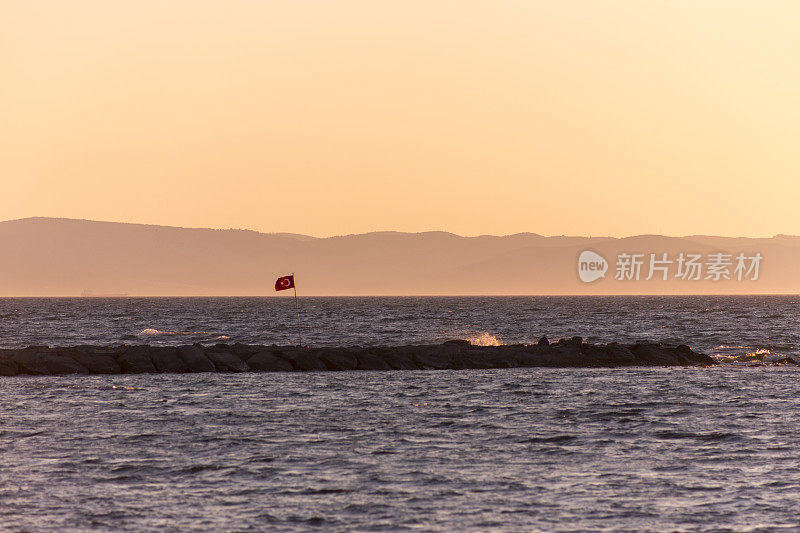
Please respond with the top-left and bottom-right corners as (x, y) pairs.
(466, 332), (502, 346)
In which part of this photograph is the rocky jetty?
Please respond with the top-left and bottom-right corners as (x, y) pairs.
(0, 337), (716, 377)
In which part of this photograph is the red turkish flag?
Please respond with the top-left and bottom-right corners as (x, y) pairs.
(275, 275), (295, 291)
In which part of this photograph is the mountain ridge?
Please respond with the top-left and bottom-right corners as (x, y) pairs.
(1, 218), (797, 296)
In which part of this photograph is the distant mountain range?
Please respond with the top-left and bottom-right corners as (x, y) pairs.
(0, 217), (797, 296)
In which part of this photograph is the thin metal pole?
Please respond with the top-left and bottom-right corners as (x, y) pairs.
(293, 276), (302, 347)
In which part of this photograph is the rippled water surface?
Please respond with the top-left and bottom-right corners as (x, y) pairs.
(2, 297), (800, 531)
(2, 368), (800, 531)
(2, 296), (800, 361)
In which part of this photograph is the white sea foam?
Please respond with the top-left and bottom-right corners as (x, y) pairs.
(467, 332), (502, 346)
(137, 328), (214, 337)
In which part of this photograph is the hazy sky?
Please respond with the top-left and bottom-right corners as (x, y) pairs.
(3, 1), (799, 237)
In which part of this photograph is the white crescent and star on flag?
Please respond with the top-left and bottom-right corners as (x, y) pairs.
(275, 275), (296, 292)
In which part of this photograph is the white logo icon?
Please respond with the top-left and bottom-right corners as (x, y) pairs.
(578, 250), (608, 283)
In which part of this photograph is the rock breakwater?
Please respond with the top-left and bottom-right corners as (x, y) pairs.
(0, 337), (717, 377)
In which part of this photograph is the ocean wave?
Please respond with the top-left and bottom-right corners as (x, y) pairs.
(466, 332), (503, 346)
(137, 328), (219, 337)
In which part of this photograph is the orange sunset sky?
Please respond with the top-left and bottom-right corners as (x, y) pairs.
(2, 1), (799, 237)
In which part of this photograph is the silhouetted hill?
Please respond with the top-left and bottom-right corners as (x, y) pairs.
(0, 217), (796, 295)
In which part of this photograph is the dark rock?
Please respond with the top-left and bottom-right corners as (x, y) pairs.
(558, 336), (583, 348)
(206, 351), (249, 372)
(599, 343), (636, 366)
(516, 346), (566, 367)
(280, 351), (327, 371)
(0, 357), (19, 376)
(628, 343), (679, 366)
(246, 351), (294, 372)
(12, 350), (51, 375)
(621, 342), (715, 366)
(69, 345), (126, 358)
(318, 349), (358, 371)
(450, 349), (488, 369)
(150, 347), (190, 373)
(549, 344), (584, 366)
(178, 345), (217, 373)
(491, 347), (524, 368)
(685, 349), (716, 366)
(373, 347), (417, 370)
(538, 336), (550, 346)
(512, 348), (547, 367)
(413, 348), (451, 369)
(118, 346), (157, 373)
(68, 352), (121, 374)
(45, 354), (89, 375)
(233, 343), (261, 357)
(444, 339), (471, 347)
(573, 344), (611, 367)
(356, 352), (392, 371)
(453, 347), (519, 369)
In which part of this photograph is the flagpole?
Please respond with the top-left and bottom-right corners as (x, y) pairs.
(292, 273), (303, 347)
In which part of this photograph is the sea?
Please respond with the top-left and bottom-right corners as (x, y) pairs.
(1, 296), (799, 531)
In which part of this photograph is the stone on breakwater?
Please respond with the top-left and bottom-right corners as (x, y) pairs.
(150, 347), (190, 374)
(232, 343), (261, 358)
(628, 343), (683, 366)
(246, 351), (294, 372)
(513, 345), (564, 367)
(538, 336), (550, 346)
(118, 346), (157, 374)
(0, 340), (717, 378)
(482, 347), (522, 368)
(519, 345), (572, 367)
(280, 351), (327, 371)
(413, 348), (452, 370)
(371, 347), (416, 370)
(13, 349), (52, 375)
(356, 352), (392, 371)
(599, 343), (637, 366)
(178, 345), (217, 373)
(67, 352), (121, 374)
(450, 349), (491, 369)
(45, 355), (88, 375)
(318, 349), (358, 371)
(566, 336), (583, 347)
(0, 356), (19, 376)
(205, 350), (249, 372)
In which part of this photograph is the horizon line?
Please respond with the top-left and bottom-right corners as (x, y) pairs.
(0, 293), (795, 298)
